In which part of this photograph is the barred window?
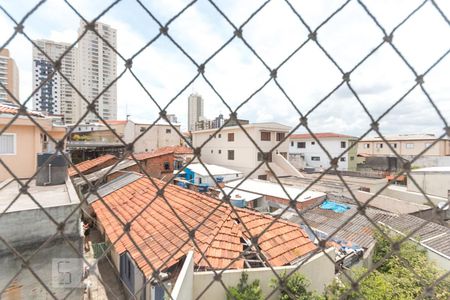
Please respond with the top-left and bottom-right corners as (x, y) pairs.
(0, 134), (15, 155)
(260, 131), (271, 141)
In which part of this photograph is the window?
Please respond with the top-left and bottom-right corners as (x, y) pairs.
(258, 175), (268, 180)
(163, 162), (170, 170)
(341, 141), (346, 148)
(376, 143), (383, 149)
(350, 156), (355, 161)
(228, 133), (234, 142)
(364, 143), (370, 149)
(218, 134), (221, 138)
(291, 141), (294, 147)
(311, 141), (315, 145)
(311, 156), (320, 161)
(211, 149), (213, 154)
(257, 152), (272, 162)
(392, 143), (397, 148)
(261, 131), (271, 141)
(166, 128), (171, 134)
(340, 157), (346, 162)
(218, 150), (222, 154)
(276, 132), (285, 141)
(228, 150), (234, 160)
(425, 143), (431, 148)
(0, 134), (15, 155)
(406, 143), (414, 149)
(297, 142), (306, 148)
(140, 127), (146, 132)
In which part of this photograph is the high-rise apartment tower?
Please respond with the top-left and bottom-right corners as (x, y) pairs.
(0, 49), (19, 104)
(188, 93), (204, 131)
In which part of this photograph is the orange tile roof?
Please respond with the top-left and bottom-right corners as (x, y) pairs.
(0, 103), (44, 117)
(91, 177), (316, 276)
(132, 146), (193, 161)
(290, 132), (355, 139)
(68, 154), (117, 176)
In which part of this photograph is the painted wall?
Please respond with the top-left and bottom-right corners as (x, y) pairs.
(288, 138), (357, 171)
(357, 139), (450, 157)
(192, 248), (335, 299)
(408, 171), (450, 198)
(0, 116), (66, 181)
(172, 251), (194, 300)
(132, 123), (182, 153)
(192, 124), (290, 178)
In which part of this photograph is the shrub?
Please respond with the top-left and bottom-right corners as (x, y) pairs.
(227, 271), (263, 300)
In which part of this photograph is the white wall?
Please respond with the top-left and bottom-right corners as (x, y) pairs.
(289, 138), (354, 170)
(408, 171), (450, 198)
(172, 251), (194, 300)
(197, 172), (243, 186)
(192, 123), (290, 178)
(192, 248), (335, 299)
(125, 121), (182, 153)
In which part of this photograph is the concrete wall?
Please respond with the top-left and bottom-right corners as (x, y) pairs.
(133, 123), (182, 153)
(382, 186), (444, 206)
(172, 251), (194, 300)
(0, 203), (80, 254)
(289, 138), (357, 171)
(193, 248), (335, 299)
(288, 153), (304, 170)
(407, 155), (450, 168)
(408, 171), (450, 198)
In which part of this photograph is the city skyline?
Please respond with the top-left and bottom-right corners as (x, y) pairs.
(0, 0), (449, 135)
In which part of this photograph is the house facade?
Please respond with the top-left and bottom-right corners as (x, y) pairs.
(288, 133), (358, 171)
(192, 122), (300, 179)
(0, 104), (66, 181)
(357, 134), (450, 157)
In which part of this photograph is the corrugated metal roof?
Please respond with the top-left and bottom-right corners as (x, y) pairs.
(87, 173), (142, 204)
(73, 159), (137, 187)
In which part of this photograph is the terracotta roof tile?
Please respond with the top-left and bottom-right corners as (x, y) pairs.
(132, 146), (193, 161)
(91, 176), (316, 277)
(290, 132), (356, 139)
(68, 154), (117, 176)
(0, 103), (45, 117)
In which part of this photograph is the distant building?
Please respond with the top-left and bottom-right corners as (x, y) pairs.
(78, 21), (117, 122)
(357, 134), (450, 157)
(181, 163), (243, 186)
(166, 113), (178, 123)
(192, 122), (303, 179)
(289, 132), (358, 171)
(32, 39), (78, 123)
(0, 49), (19, 104)
(0, 103), (66, 181)
(188, 93), (204, 131)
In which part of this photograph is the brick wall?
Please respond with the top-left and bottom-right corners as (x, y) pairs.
(266, 195), (325, 210)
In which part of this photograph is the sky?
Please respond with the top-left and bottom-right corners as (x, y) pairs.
(1, 0), (449, 137)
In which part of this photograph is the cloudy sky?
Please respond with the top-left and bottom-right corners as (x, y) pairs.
(1, 0), (449, 136)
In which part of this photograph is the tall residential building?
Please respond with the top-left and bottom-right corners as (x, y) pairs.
(32, 40), (78, 123)
(0, 49), (19, 104)
(78, 21), (117, 122)
(188, 93), (204, 131)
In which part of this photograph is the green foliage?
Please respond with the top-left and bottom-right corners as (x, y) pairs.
(271, 271), (324, 300)
(227, 271), (263, 300)
(324, 231), (450, 300)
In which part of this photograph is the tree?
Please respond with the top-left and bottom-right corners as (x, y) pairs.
(324, 231), (450, 300)
(271, 271), (324, 300)
(227, 271), (263, 300)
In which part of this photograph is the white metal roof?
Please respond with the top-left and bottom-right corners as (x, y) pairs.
(220, 187), (263, 202)
(225, 179), (326, 202)
(186, 163), (242, 177)
(412, 166), (450, 172)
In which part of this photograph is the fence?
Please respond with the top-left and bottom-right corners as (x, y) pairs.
(0, 0), (449, 299)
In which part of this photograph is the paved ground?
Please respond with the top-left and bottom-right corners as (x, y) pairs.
(83, 228), (126, 300)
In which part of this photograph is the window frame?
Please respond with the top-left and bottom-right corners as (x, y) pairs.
(0, 133), (16, 155)
(297, 142), (306, 149)
(227, 132), (234, 142)
(260, 131), (271, 141)
(311, 156), (320, 161)
(405, 143), (414, 149)
(276, 132), (285, 141)
(340, 141), (346, 148)
(227, 150), (235, 160)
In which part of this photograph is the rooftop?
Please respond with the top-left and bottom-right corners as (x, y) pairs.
(226, 179), (326, 202)
(186, 163), (242, 177)
(191, 122), (291, 134)
(132, 146), (193, 161)
(72, 159), (138, 187)
(412, 166), (450, 173)
(289, 132), (356, 140)
(0, 103), (45, 118)
(90, 174), (316, 276)
(0, 179), (79, 213)
(68, 154), (117, 176)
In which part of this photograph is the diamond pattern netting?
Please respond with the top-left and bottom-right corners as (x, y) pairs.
(0, 0), (449, 299)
